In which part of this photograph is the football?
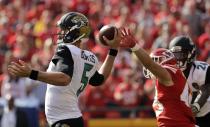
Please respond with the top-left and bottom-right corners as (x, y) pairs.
(98, 25), (117, 46)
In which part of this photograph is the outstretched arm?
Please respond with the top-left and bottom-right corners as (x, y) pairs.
(120, 28), (173, 86)
(8, 60), (71, 86)
(89, 28), (120, 86)
(8, 45), (77, 86)
(132, 47), (173, 86)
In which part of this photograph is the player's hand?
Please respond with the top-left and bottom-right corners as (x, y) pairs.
(103, 28), (120, 49)
(190, 104), (200, 116)
(119, 27), (138, 48)
(8, 60), (32, 77)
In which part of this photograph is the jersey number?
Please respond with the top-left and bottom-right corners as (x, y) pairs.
(197, 62), (208, 70)
(77, 63), (93, 96)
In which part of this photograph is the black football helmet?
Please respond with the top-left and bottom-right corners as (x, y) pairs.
(57, 12), (91, 44)
(169, 35), (197, 70)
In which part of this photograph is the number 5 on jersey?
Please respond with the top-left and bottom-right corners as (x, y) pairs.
(77, 63), (93, 96)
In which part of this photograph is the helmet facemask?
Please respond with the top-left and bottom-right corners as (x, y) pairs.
(143, 53), (167, 79)
(143, 49), (175, 79)
(170, 46), (196, 70)
(168, 35), (197, 71)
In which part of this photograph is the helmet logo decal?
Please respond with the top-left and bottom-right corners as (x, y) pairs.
(71, 15), (87, 27)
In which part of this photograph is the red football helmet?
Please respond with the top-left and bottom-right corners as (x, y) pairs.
(143, 48), (176, 78)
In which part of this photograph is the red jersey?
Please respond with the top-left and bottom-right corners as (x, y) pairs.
(153, 64), (195, 127)
(114, 83), (140, 107)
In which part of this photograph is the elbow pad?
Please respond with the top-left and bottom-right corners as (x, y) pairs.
(89, 71), (105, 86)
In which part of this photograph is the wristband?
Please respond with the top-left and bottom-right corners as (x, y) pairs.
(192, 103), (200, 111)
(108, 49), (118, 57)
(131, 43), (140, 52)
(29, 70), (39, 80)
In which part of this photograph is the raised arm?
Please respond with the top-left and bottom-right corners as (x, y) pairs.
(120, 28), (173, 86)
(89, 49), (118, 86)
(88, 28), (121, 86)
(98, 49), (118, 80)
(98, 28), (121, 80)
(132, 48), (173, 86)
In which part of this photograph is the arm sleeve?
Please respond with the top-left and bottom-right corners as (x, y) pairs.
(89, 71), (105, 86)
(205, 66), (210, 84)
(51, 45), (74, 77)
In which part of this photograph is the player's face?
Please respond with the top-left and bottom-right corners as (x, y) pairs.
(172, 51), (188, 70)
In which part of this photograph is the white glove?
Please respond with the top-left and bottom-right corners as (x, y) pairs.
(190, 103), (200, 115)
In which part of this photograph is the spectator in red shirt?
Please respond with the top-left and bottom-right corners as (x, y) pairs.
(69, 0), (90, 15)
(83, 85), (107, 118)
(12, 35), (34, 62)
(197, 21), (210, 61)
(114, 68), (142, 118)
(103, 67), (123, 107)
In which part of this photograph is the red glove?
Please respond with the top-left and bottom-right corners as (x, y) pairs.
(119, 28), (138, 48)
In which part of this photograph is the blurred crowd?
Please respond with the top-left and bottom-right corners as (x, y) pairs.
(0, 0), (210, 126)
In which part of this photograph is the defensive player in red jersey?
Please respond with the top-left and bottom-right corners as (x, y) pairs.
(120, 28), (196, 127)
